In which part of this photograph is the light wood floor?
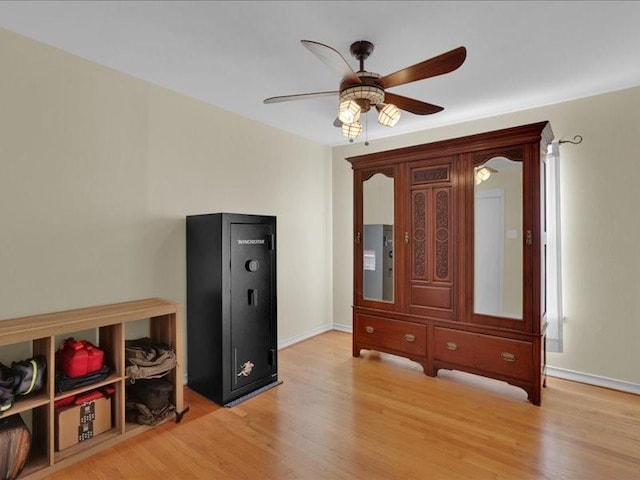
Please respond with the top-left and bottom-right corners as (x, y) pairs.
(49, 331), (640, 480)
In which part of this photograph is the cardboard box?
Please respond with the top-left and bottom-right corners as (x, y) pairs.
(55, 396), (112, 451)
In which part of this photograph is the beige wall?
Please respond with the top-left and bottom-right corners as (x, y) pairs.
(0, 29), (333, 367)
(333, 85), (640, 385)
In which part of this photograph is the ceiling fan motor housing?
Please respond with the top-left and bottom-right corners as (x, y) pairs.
(350, 41), (374, 62)
(340, 72), (385, 113)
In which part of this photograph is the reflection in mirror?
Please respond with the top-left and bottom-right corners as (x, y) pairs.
(474, 157), (523, 319)
(363, 173), (394, 302)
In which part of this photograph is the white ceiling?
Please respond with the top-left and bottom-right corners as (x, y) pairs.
(2, 1), (640, 146)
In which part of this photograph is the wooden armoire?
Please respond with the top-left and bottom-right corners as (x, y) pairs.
(348, 121), (553, 405)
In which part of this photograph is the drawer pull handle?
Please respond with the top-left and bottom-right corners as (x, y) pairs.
(404, 334), (416, 343)
(365, 326), (375, 334)
(501, 352), (516, 362)
(445, 342), (458, 351)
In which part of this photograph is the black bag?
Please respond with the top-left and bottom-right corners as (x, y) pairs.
(11, 355), (46, 396)
(127, 378), (173, 410)
(55, 364), (110, 393)
(125, 401), (175, 426)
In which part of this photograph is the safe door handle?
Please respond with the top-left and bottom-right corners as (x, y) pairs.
(248, 289), (258, 306)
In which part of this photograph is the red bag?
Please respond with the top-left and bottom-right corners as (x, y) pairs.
(54, 386), (115, 408)
(56, 338), (105, 379)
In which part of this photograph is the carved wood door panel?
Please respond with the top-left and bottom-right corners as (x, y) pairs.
(407, 159), (455, 320)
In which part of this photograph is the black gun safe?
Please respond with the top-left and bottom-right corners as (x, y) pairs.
(186, 213), (277, 405)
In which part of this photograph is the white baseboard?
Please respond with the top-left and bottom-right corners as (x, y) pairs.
(277, 323), (351, 348)
(331, 323), (353, 333)
(546, 366), (640, 395)
(277, 323), (334, 350)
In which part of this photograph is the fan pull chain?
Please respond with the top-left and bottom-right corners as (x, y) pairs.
(365, 112), (370, 147)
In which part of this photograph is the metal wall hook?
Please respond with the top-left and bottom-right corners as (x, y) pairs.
(559, 135), (583, 145)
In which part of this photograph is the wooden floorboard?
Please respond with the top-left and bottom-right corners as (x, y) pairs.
(47, 331), (640, 479)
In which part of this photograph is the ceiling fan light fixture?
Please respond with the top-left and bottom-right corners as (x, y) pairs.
(338, 99), (361, 125)
(377, 103), (401, 127)
(342, 121), (363, 140)
(475, 166), (496, 185)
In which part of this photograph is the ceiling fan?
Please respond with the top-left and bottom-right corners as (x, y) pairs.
(264, 40), (467, 142)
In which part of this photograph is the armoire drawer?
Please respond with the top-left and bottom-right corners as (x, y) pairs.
(433, 328), (533, 381)
(355, 314), (426, 357)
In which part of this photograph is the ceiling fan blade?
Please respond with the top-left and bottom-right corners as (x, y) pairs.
(384, 92), (444, 115)
(379, 46), (467, 89)
(264, 91), (338, 104)
(301, 40), (362, 85)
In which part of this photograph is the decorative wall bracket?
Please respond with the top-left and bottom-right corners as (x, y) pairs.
(559, 135), (583, 145)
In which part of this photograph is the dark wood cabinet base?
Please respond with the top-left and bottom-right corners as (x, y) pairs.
(352, 308), (543, 405)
